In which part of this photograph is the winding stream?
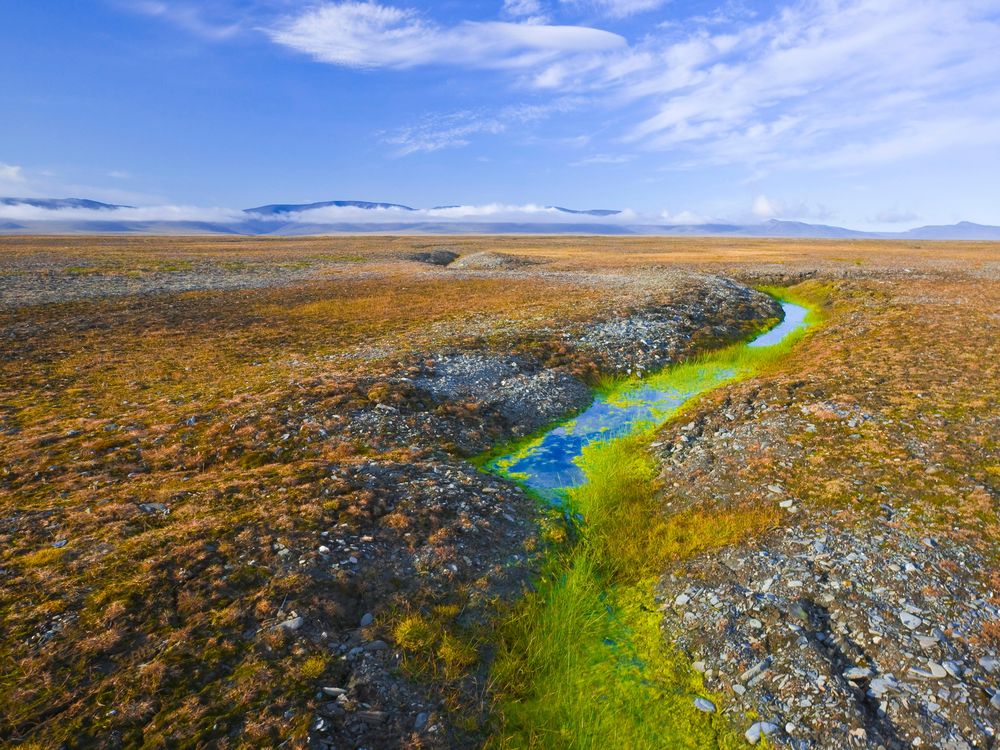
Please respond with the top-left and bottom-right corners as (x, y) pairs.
(487, 301), (812, 499)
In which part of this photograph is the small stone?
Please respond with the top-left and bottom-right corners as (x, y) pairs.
(357, 710), (387, 725)
(276, 616), (303, 631)
(942, 661), (963, 679)
(733, 684), (747, 696)
(675, 593), (691, 607)
(322, 687), (347, 697)
(927, 661), (947, 679)
(745, 721), (778, 745)
(899, 611), (922, 630)
(318, 545), (331, 554)
(843, 667), (873, 681)
(694, 697), (716, 713)
(360, 612), (374, 628)
(692, 661), (706, 673)
(991, 691), (1000, 710)
(414, 712), (429, 730)
(363, 640), (389, 651)
(52, 539), (68, 548)
(979, 657), (1000, 674)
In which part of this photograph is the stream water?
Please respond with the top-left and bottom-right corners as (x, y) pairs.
(487, 301), (811, 499)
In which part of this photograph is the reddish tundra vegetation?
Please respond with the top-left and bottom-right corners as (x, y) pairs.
(0, 235), (997, 749)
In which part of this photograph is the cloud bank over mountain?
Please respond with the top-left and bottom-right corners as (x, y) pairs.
(2, 196), (999, 239)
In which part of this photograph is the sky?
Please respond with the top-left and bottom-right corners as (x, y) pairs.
(1, 0), (999, 229)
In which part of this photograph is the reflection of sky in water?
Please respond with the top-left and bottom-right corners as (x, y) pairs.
(490, 302), (808, 500)
(748, 302), (807, 348)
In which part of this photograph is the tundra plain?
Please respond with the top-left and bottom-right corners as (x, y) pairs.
(1, 235), (998, 749)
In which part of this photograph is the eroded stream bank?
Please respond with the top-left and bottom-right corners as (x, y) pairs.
(482, 291), (818, 748)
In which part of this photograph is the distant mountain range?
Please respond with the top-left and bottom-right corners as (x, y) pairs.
(1, 197), (999, 240)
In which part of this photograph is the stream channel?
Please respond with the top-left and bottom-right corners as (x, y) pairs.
(487, 300), (810, 499)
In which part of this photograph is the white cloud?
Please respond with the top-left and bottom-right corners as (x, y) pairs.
(604, 0), (1000, 171)
(751, 195), (780, 219)
(561, 0), (669, 19)
(659, 209), (710, 224)
(0, 200), (642, 225)
(126, 1), (243, 39)
(570, 153), (633, 166)
(268, 202), (632, 223)
(749, 195), (835, 222)
(0, 202), (246, 223)
(0, 163), (25, 183)
(267, 2), (624, 69)
(383, 100), (580, 155)
(503, 0), (550, 24)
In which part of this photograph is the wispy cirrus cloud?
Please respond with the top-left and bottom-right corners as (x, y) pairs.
(0, 163), (25, 184)
(266, 1), (625, 69)
(559, 0), (670, 19)
(570, 153), (633, 166)
(382, 100), (580, 155)
(124, 1), (244, 39)
(603, 0), (1000, 171)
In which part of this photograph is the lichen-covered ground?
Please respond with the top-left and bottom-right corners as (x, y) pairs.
(0, 236), (997, 749)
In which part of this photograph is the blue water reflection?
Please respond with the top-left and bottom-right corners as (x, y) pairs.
(489, 302), (809, 500)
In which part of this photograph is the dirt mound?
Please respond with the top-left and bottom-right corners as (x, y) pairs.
(448, 251), (537, 270)
(406, 248), (460, 266)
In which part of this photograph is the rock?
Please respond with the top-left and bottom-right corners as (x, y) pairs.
(740, 656), (771, 683)
(675, 593), (691, 607)
(360, 612), (374, 627)
(357, 710), (387, 725)
(322, 687), (347, 697)
(991, 691), (1000, 710)
(414, 711), (429, 730)
(275, 616), (304, 631)
(868, 678), (893, 698)
(843, 667), (873, 681)
(694, 697), (716, 713)
(407, 249), (459, 266)
(979, 657), (1000, 674)
(900, 611), (923, 629)
(745, 721), (779, 744)
(927, 661), (948, 679)
(942, 661), (964, 679)
(363, 640), (389, 651)
(448, 252), (537, 270)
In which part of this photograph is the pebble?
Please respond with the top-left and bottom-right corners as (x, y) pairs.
(927, 661), (947, 679)
(694, 697), (716, 713)
(942, 661), (963, 679)
(675, 593), (691, 607)
(745, 721), (778, 745)
(843, 667), (873, 681)
(899, 611), (923, 630)
(360, 612), (374, 628)
(979, 657), (999, 674)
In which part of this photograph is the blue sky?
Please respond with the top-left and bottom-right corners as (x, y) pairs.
(2, 0), (999, 229)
